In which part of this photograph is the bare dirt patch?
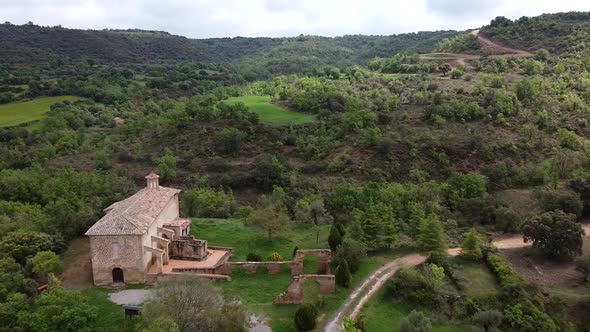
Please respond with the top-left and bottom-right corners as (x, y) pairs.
(496, 222), (590, 286)
(60, 237), (93, 289)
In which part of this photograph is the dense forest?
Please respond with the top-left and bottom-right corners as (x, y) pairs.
(1, 11), (590, 332)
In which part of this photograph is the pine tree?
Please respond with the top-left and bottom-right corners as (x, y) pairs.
(328, 224), (343, 251)
(335, 260), (352, 288)
(418, 215), (448, 259)
(460, 228), (483, 260)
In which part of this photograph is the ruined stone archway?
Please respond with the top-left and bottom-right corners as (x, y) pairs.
(291, 249), (331, 275)
(274, 274), (335, 304)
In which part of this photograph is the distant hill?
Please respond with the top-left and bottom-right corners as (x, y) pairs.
(480, 11), (590, 54)
(0, 23), (459, 66)
(0, 24), (209, 65)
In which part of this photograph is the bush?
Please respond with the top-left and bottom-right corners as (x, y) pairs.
(450, 69), (464, 79)
(495, 207), (522, 233)
(268, 252), (283, 261)
(246, 253), (262, 262)
(156, 148), (178, 181)
(30, 251), (62, 277)
(536, 189), (583, 218)
(214, 127), (246, 155)
(523, 210), (584, 260)
(575, 256), (590, 282)
(386, 268), (441, 307)
(333, 237), (367, 273)
(180, 188), (236, 218)
(472, 310), (502, 332)
(400, 310), (431, 332)
(294, 303), (318, 331)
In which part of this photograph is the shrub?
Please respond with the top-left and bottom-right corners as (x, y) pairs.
(450, 69), (464, 79)
(495, 207), (522, 233)
(536, 189), (583, 217)
(472, 310), (502, 332)
(246, 253), (262, 262)
(575, 256), (590, 282)
(30, 251), (62, 277)
(400, 310), (432, 332)
(523, 210), (584, 260)
(335, 260), (352, 288)
(342, 318), (361, 332)
(504, 303), (557, 332)
(292, 246), (299, 258)
(180, 187), (236, 218)
(386, 268), (441, 307)
(214, 127), (246, 155)
(333, 237), (367, 273)
(156, 148), (178, 181)
(268, 252), (283, 261)
(294, 303), (318, 331)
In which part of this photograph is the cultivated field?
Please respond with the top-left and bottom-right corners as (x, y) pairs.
(225, 95), (315, 124)
(0, 96), (80, 127)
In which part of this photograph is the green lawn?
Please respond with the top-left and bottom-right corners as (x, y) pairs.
(191, 218), (382, 330)
(80, 287), (142, 332)
(224, 95), (315, 124)
(361, 289), (471, 332)
(442, 257), (499, 296)
(361, 257), (498, 332)
(0, 96), (80, 127)
(191, 218), (330, 262)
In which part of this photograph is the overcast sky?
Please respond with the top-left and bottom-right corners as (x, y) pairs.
(1, 0), (588, 38)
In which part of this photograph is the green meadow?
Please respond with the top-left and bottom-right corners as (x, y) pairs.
(225, 95), (315, 124)
(0, 96), (80, 127)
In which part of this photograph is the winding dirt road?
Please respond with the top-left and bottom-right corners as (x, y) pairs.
(423, 30), (532, 68)
(323, 224), (590, 332)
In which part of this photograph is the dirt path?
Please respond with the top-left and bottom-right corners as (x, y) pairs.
(323, 224), (589, 332)
(425, 29), (532, 69)
(472, 29), (531, 56)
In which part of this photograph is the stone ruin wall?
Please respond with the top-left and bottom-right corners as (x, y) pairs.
(215, 249), (332, 276)
(273, 275), (336, 305)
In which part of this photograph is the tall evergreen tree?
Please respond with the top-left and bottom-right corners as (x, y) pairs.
(328, 224), (343, 251)
(335, 260), (352, 288)
(418, 215), (448, 259)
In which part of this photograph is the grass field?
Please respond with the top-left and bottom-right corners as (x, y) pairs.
(191, 218), (382, 330)
(0, 96), (80, 127)
(224, 95), (315, 124)
(361, 289), (470, 332)
(80, 287), (141, 332)
(191, 218), (330, 262)
(442, 257), (499, 296)
(361, 256), (498, 332)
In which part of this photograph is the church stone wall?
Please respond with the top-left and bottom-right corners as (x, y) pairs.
(142, 194), (179, 268)
(89, 235), (144, 286)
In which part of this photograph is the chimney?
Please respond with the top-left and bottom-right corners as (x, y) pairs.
(145, 172), (160, 189)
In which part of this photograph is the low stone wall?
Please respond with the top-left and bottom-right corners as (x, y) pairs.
(215, 249), (333, 276)
(217, 261), (292, 275)
(274, 274), (336, 304)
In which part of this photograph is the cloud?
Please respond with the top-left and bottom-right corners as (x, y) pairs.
(0, 0), (587, 38)
(424, 0), (505, 17)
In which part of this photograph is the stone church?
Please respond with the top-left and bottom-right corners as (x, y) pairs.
(85, 172), (210, 286)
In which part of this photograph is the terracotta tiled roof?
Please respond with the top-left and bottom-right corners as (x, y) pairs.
(85, 186), (180, 236)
